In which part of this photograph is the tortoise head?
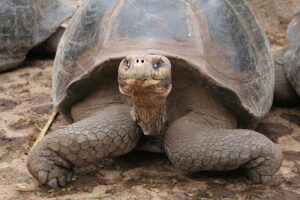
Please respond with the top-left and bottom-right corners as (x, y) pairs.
(118, 54), (172, 99)
(118, 54), (172, 135)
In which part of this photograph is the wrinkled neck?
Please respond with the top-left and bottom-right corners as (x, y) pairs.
(131, 95), (167, 135)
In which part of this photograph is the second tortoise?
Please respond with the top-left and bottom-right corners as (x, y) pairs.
(0, 0), (77, 72)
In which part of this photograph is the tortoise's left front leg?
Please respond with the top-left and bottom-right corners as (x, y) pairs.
(164, 115), (283, 184)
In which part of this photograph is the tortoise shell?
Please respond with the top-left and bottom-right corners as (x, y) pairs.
(53, 0), (274, 127)
(284, 6), (300, 96)
(0, 0), (77, 71)
(286, 5), (300, 44)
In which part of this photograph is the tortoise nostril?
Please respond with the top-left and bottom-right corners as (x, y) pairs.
(141, 60), (144, 63)
(136, 60), (139, 63)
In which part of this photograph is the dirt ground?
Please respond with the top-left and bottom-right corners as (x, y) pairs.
(1, 1), (300, 200)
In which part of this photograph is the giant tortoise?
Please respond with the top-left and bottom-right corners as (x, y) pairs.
(27, 0), (283, 188)
(274, 5), (300, 106)
(0, 0), (77, 72)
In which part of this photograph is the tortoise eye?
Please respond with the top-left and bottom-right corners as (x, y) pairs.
(153, 61), (162, 69)
(123, 60), (130, 69)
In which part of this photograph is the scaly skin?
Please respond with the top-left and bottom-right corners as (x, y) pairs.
(27, 105), (140, 188)
(165, 115), (283, 184)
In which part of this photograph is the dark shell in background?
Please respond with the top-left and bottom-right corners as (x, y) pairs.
(0, 0), (77, 71)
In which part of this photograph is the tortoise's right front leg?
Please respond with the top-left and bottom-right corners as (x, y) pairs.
(27, 105), (140, 188)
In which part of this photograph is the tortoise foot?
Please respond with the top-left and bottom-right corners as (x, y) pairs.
(244, 144), (283, 184)
(27, 147), (74, 189)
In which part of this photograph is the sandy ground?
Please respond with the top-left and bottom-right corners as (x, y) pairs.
(1, 0), (300, 200)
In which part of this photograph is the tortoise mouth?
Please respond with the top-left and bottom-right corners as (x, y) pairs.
(118, 78), (172, 97)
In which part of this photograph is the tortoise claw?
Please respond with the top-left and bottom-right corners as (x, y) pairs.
(37, 171), (48, 185)
(47, 178), (58, 189)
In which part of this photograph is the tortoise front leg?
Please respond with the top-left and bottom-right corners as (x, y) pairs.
(164, 115), (283, 184)
(27, 105), (140, 188)
(273, 48), (300, 106)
